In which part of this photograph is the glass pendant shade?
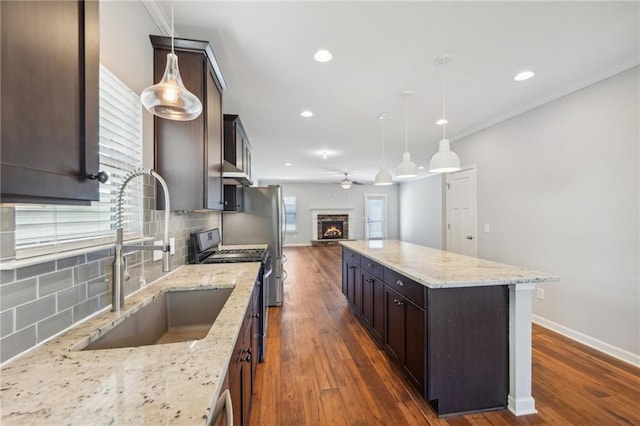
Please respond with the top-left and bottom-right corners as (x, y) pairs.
(341, 180), (352, 189)
(374, 166), (393, 185)
(396, 152), (419, 178)
(429, 139), (461, 173)
(141, 52), (202, 121)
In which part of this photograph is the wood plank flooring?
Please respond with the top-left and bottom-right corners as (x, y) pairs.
(250, 246), (640, 425)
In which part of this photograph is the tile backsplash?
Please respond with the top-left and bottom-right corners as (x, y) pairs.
(0, 177), (219, 363)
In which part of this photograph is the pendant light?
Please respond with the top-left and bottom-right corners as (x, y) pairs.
(429, 55), (461, 173)
(396, 91), (419, 178)
(374, 114), (393, 185)
(140, 4), (202, 121)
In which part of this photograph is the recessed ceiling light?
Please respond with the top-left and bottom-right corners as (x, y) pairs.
(314, 49), (333, 62)
(285, 162), (292, 167)
(436, 118), (448, 126)
(418, 166), (425, 170)
(514, 70), (535, 81)
(300, 110), (314, 118)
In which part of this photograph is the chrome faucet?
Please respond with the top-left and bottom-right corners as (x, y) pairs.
(112, 168), (171, 313)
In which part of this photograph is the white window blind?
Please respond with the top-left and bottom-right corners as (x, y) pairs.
(284, 196), (297, 232)
(14, 65), (143, 258)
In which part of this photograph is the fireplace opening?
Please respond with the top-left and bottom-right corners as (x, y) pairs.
(321, 221), (344, 240)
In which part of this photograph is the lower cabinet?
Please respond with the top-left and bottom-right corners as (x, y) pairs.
(227, 284), (260, 426)
(383, 286), (425, 389)
(361, 270), (384, 343)
(341, 247), (508, 417)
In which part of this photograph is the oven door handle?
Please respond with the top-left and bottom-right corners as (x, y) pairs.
(264, 263), (273, 279)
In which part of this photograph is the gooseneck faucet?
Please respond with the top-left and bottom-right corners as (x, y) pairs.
(112, 168), (171, 313)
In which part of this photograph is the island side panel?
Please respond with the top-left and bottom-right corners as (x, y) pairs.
(427, 285), (509, 415)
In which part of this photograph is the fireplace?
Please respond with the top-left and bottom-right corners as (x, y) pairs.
(317, 214), (349, 241)
(321, 221), (344, 239)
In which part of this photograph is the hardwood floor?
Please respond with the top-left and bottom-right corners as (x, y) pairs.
(250, 246), (640, 425)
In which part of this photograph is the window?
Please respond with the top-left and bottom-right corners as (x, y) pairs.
(284, 196), (297, 232)
(14, 65), (143, 259)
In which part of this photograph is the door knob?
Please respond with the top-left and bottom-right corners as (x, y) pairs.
(466, 235), (473, 240)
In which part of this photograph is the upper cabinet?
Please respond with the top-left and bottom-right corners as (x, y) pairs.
(151, 36), (226, 211)
(1, 1), (101, 205)
(223, 114), (253, 186)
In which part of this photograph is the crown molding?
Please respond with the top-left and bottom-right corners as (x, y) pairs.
(142, 0), (173, 37)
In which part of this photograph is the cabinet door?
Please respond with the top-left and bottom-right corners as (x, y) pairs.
(353, 268), (363, 314)
(206, 65), (223, 210)
(154, 50), (205, 210)
(361, 271), (374, 326)
(404, 301), (426, 390)
(371, 277), (384, 342)
(1, 0), (100, 205)
(383, 286), (404, 365)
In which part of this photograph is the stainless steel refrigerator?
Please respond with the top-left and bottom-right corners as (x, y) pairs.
(222, 185), (286, 306)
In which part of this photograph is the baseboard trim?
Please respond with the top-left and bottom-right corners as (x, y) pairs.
(532, 315), (640, 367)
(283, 243), (312, 247)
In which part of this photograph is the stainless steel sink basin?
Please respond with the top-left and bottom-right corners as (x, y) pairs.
(78, 288), (233, 351)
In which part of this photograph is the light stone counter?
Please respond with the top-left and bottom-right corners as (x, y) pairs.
(0, 261), (262, 425)
(340, 239), (559, 416)
(340, 240), (559, 288)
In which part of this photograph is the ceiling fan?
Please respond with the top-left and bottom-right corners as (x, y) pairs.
(340, 173), (364, 189)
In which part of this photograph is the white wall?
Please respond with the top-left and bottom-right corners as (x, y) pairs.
(398, 175), (444, 249)
(264, 182), (399, 245)
(100, 1), (158, 168)
(401, 67), (638, 362)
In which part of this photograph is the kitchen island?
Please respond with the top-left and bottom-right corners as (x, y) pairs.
(340, 240), (559, 417)
(0, 261), (261, 425)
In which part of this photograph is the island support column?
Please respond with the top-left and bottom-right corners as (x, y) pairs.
(508, 283), (537, 416)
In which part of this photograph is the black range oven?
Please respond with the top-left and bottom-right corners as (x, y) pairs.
(189, 228), (271, 362)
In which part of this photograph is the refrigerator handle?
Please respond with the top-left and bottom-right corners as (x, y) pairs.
(282, 253), (288, 264)
(282, 269), (288, 282)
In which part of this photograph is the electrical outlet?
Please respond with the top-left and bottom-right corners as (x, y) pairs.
(153, 240), (163, 261)
(170, 237), (176, 255)
(536, 288), (545, 300)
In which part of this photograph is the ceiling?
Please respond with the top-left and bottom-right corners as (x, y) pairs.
(160, 1), (638, 185)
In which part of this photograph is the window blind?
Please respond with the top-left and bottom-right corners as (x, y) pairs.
(284, 196), (297, 232)
(14, 65), (143, 258)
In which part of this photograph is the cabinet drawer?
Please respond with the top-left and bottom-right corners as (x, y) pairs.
(384, 268), (426, 309)
(343, 248), (361, 265)
(361, 256), (384, 280)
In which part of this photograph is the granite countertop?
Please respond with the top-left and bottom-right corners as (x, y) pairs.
(341, 240), (559, 288)
(0, 259), (263, 425)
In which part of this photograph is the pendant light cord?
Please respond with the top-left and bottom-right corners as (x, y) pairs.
(404, 95), (409, 152)
(171, 3), (175, 54)
(442, 65), (446, 140)
(381, 116), (386, 164)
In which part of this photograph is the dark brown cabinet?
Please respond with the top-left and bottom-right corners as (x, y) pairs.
(361, 270), (384, 343)
(151, 36), (224, 211)
(223, 114), (253, 186)
(227, 282), (260, 426)
(341, 248), (508, 416)
(342, 249), (360, 306)
(383, 285), (426, 390)
(223, 183), (244, 212)
(1, 0), (100, 205)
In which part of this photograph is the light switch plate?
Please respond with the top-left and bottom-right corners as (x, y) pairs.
(170, 237), (175, 255)
(484, 224), (490, 233)
(536, 288), (545, 300)
(153, 240), (162, 261)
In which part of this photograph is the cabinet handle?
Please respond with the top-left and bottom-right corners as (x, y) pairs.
(396, 299), (404, 306)
(349, 253), (355, 258)
(367, 263), (373, 268)
(396, 279), (404, 287)
(242, 354), (252, 363)
(366, 278), (373, 283)
(243, 347), (252, 354)
(86, 171), (109, 183)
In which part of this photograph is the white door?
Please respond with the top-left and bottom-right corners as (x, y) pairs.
(446, 167), (477, 256)
(364, 194), (387, 240)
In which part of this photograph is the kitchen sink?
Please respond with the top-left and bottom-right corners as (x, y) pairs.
(78, 287), (233, 351)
